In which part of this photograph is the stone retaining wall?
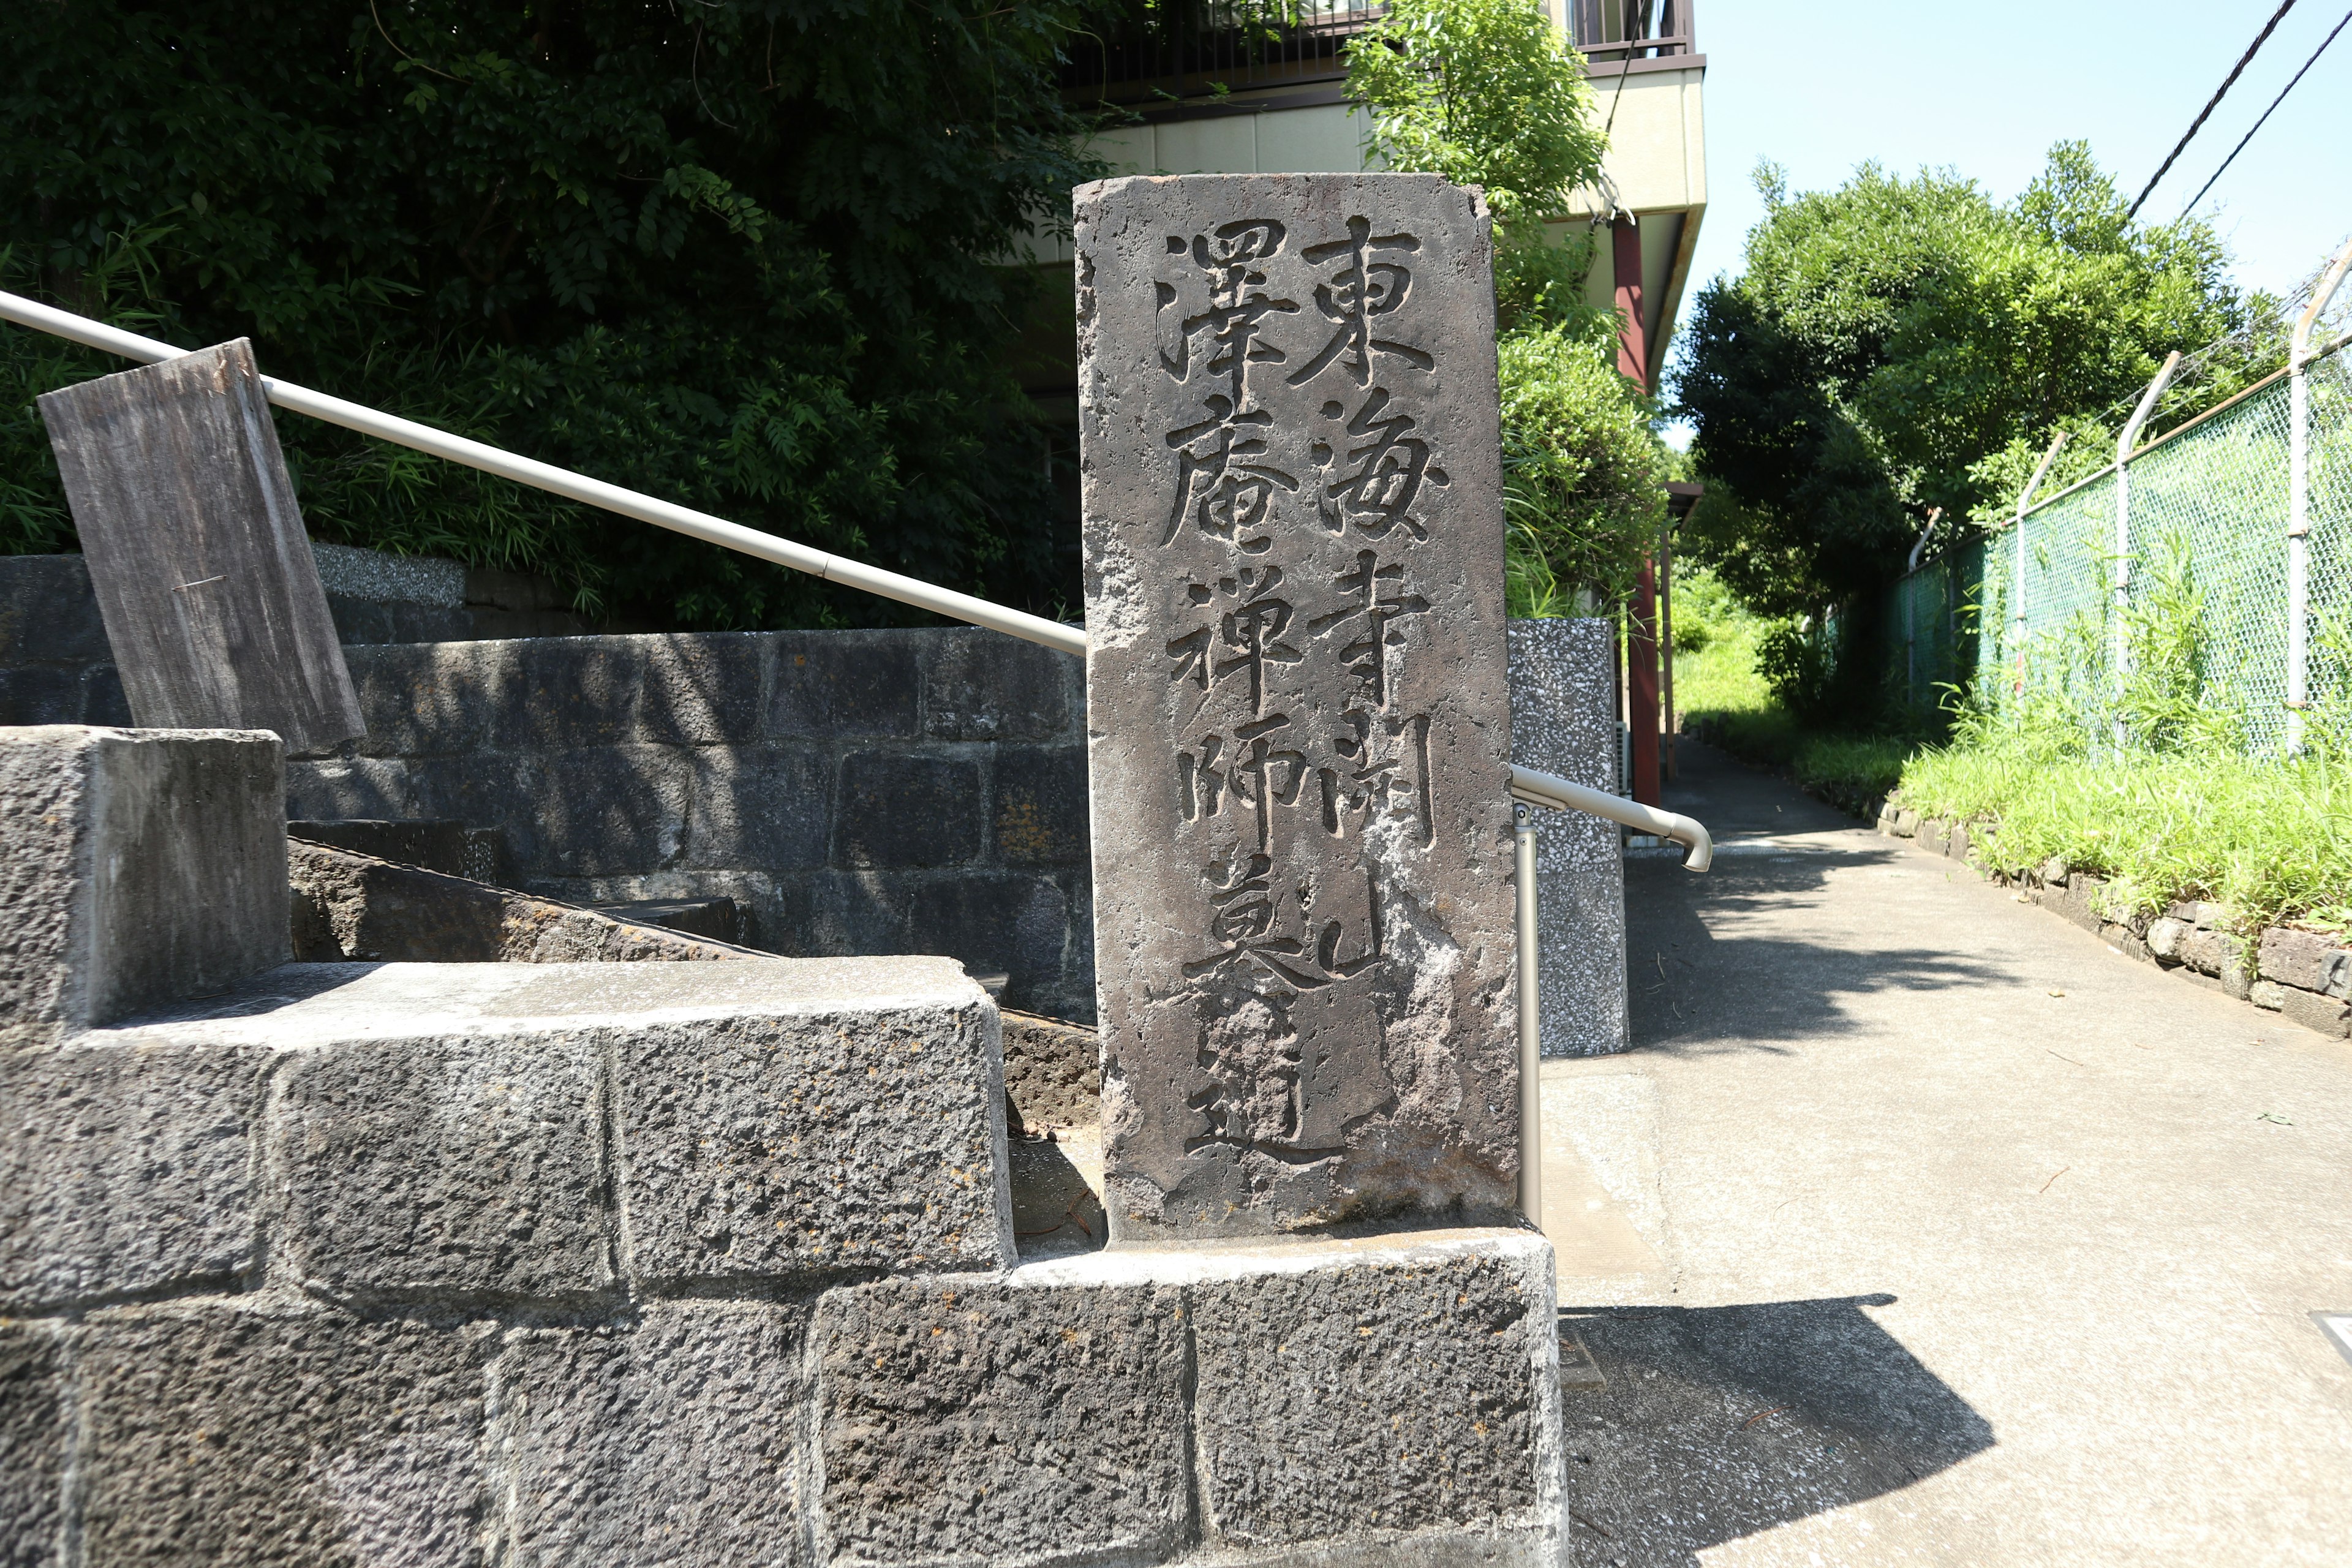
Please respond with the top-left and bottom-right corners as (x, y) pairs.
(1879, 804), (2352, 1039)
(290, 627), (1098, 1021)
(3, 551), (1630, 1039)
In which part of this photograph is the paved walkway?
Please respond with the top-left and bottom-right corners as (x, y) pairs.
(1538, 739), (2352, 1567)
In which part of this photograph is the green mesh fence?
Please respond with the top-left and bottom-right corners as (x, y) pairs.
(1936, 337), (2352, 756)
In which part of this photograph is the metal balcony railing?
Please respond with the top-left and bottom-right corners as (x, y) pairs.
(1060, 1), (1382, 107)
(1059, 0), (1695, 108)
(1570, 0), (1697, 64)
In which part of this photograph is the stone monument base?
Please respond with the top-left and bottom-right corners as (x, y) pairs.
(2, 725), (1569, 1566)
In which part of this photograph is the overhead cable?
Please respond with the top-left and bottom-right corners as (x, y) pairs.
(2177, 3), (2352, 220)
(2129, 0), (2299, 217)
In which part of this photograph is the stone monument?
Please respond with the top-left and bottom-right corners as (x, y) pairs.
(1077, 173), (1519, 1239)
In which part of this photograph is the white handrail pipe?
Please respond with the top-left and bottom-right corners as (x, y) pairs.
(0, 290), (1088, 658)
(1509, 763), (1712, 871)
(2287, 235), (2352, 751)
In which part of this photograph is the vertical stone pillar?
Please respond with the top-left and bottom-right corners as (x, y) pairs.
(1075, 174), (1518, 1240)
(0, 726), (287, 1047)
(1507, 619), (1630, 1057)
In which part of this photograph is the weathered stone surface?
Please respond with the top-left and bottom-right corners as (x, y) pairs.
(683, 746), (831, 872)
(1000, 1008), (1100, 1131)
(77, 1306), (486, 1567)
(0, 1323), (67, 1568)
(992, 745), (1090, 867)
(2179, 927), (2245, 978)
(1185, 1232), (1559, 1552)
(1076, 173), (1518, 1239)
(87, 958), (1012, 1287)
(288, 839), (747, 964)
(0, 726), (287, 1044)
(812, 1275), (1190, 1565)
(501, 1302), (804, 1567)
(2257, 927), (2352, 997)
(0, 1041), (266, 1311)
(837, 752), (985, 868)
(288, 816), (472, 874)
(2146, 916), (2189, 960)
(2275, 986), (2352, 1038)
(1945, 822), (1972, 861)
(923, 628), (1074, 742)
(608, 959), (1012, 1282)
(769, 630), (921, 737)
(1509, 617), (1629, 1058)
(635, 634), (766, 746)
(274, 1033), (612, 1302)
(1892, 808), (1921, 838)
(592, 897), (742, 945)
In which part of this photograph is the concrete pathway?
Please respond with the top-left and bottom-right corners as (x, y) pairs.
(1539, 739), (2352, 1567)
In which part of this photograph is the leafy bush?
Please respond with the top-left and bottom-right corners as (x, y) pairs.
(1, 0), (1099, 628)
(1897, 743), (2352, 933)
(1347, 0), (1666, 616)
(1498, 322), (1668, 609)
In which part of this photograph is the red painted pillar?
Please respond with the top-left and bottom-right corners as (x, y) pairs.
(1612, 213), (1648, 386)
(1613, 212), (1662, 805)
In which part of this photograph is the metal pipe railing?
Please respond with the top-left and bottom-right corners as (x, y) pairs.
(2111, 350), (2181, 732)
(0, 291), (1087, 658)
(2, 289), (1711, 1237)
(1508, 762), (1711, 870)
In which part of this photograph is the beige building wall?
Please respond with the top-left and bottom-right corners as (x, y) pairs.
(1022, 45), (1706, 380)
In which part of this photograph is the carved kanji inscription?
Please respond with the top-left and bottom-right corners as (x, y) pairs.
(1077, 174), (1515, 1240)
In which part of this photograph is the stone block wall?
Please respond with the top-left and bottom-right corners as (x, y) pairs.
(284, 628), (1097, 1022)
(4, 554), (1631, 1033)
(1880, 804), (2352, 1040)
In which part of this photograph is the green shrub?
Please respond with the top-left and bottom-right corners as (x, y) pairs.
(1896, 742), (2352, 933)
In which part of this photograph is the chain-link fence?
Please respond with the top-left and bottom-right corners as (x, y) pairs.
(1883, 334), (2352, 756)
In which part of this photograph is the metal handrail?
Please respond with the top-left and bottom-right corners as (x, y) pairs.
(1507, 763), (1711, 870)
(2, 289), (1711, 1233)
(0, 292), (1087, 658)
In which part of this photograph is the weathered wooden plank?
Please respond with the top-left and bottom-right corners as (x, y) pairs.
(37, 339), (364, 752)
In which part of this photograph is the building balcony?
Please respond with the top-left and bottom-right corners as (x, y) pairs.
(1058, 0), (1699, 111)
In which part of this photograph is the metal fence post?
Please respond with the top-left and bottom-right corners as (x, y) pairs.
(2113, 352), (2182, 744)
(1513, 801), (1543, 1228)
(2013, 434), (2069, 695)
(2288, 238), (2352, 753)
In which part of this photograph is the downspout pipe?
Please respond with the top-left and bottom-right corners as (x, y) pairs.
(2288, 236), (2352, 751)
(0, 290), (1089, 658)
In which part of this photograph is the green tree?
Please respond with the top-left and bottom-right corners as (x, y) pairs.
(1346, 0), (1665, 609)
(1675, 145), (2270, 620)
(1, 0), (1101, 628)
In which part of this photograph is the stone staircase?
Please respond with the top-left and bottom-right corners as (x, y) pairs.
(1, 725), (1567, 1566)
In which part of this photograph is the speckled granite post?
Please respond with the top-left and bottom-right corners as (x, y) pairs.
(1076, 173), (1518, 1240)
(1509, 618), (1629, 1056)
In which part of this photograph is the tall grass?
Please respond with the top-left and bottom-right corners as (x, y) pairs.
(1899, 744), (2352, 933)
(1896, 533), (2352, 933)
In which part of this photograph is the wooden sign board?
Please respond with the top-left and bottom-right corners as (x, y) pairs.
(38, 339), (364, 752)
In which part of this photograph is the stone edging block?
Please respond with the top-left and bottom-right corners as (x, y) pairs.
(1877, 803), (2351, 1039)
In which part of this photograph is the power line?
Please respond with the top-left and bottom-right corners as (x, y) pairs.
(2129, 0), (2299, 218)
(2177, 3), (2352, 220)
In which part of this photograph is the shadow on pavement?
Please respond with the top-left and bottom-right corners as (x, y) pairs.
(1561, 1294), (1992, 1566)
(1623, 847), (2010, 1051)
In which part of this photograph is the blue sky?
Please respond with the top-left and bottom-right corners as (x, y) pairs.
(1674, 0), (2352, 367)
